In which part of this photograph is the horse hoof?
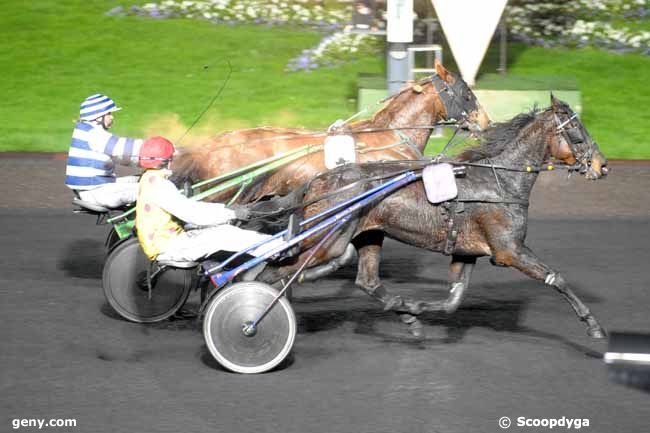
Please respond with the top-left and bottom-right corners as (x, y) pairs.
(383, 295), (404, 312)
(588, 326), (607, 339)
(409, 324), (425, 339)
(399, 314), (424, 339)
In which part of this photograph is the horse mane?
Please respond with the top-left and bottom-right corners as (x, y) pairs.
(457, 109), (540, 162)
(356, 82), (424, 129)
(169, 145), (202, 185)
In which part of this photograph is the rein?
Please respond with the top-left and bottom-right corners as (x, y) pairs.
(247, 158), (546, 221)
(256, 105), (595, 221)
(248, 166), (419, 221)
(296, 156), (583, 211)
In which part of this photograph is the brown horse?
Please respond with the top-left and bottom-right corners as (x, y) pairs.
(171, 61), (490, 202)
(254, 95), (609, 339)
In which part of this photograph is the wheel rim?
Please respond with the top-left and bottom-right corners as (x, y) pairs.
(102, 239), (192, 323)
(203, 282), (296, 374)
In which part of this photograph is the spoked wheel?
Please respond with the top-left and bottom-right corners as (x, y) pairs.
(203, 282), (296, 374)
(103, 238), (193, 323)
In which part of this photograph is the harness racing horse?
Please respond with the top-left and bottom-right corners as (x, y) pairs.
(171, 61), (490, 202)
(254, 95), (609, 339)
(171, 62), (489, 297)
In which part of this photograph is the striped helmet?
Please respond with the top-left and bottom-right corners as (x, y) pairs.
(79, 94), (121, 121)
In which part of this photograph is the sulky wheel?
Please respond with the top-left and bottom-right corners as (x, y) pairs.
(102, 238), (193, 323)
(203, 281), (296, 374)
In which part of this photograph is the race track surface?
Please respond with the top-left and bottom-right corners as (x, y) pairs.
(1, 158), (649, 433)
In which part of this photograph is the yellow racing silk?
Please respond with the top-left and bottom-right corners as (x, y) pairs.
(136, 169), (183, 260)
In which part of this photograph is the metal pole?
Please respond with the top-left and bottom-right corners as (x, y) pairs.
(386, 0), (413, 95)
(387, 45), (410, 95)
(498, 15), (507, 75)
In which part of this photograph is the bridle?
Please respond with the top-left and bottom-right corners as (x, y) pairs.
(553, 108), (596, 173)
(380, 74), (478, 130)
(429, 74), (477, 128)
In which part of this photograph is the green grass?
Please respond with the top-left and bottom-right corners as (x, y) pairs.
(474, 74), (579, 90)
(0, 1), (382, 152)
(485, 45), (650, 159)
(1, 1), (649, 158)
(423, 42), (650, 159)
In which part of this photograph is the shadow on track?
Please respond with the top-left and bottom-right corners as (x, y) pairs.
(57, 238), (104, 279)
(293, 277), (606, 357)
(199, 345), (296, 373)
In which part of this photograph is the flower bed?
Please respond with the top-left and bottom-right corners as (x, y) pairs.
(507, 0), (649, 54)
(286, 29), (383, 71)
(112, 0), (648, 75)
(110, 0), (350, 30)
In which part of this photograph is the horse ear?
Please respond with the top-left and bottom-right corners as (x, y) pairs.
(435, 60), (451, 82)
(550, 92), (559, 106)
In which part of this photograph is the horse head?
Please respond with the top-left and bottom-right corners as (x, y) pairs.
(549, 94), (608, 180)
(376, 62), (490, 134)
(432, 61), (491, 132)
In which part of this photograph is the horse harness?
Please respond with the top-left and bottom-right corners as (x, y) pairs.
(250, 108), (593, 255)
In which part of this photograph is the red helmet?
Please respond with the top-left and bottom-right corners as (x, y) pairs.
(139, 136), (175, 169)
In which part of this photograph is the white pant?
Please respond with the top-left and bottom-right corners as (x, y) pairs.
(77, 176), (139, 208)
(156, 224), (286, 263)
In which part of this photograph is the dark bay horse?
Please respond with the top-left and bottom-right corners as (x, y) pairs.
(171, 61), (490, 201)
(255, 95), (609, 339)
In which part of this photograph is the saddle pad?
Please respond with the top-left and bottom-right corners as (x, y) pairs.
(422, 163), (458, 204)
(324, 134), (356, 169)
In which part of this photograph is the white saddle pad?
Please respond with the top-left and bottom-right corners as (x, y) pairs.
(422, 163), (458, 204)
(324, 135), (356, 169)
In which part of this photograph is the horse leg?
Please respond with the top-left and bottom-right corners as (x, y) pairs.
(296, 230), (395, 306)
(296, 244), (356, 283)
(293, 228), (388, 285)
(505, 244), (606, 339)
(257, 223), (358, 285)
(349, 231), (479, 336)
(442, 255), (476, 313)
(384, 256), (476, 335)
(351, 231), (391, 299)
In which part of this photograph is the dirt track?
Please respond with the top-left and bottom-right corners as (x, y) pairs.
(1, 155), (649, 433)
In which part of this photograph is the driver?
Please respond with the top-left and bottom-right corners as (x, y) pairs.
(64, 94), (143, 208)
(135, 136), (283, 263)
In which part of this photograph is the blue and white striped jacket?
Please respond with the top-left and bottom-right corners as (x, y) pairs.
(65, 121), (143, 190)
